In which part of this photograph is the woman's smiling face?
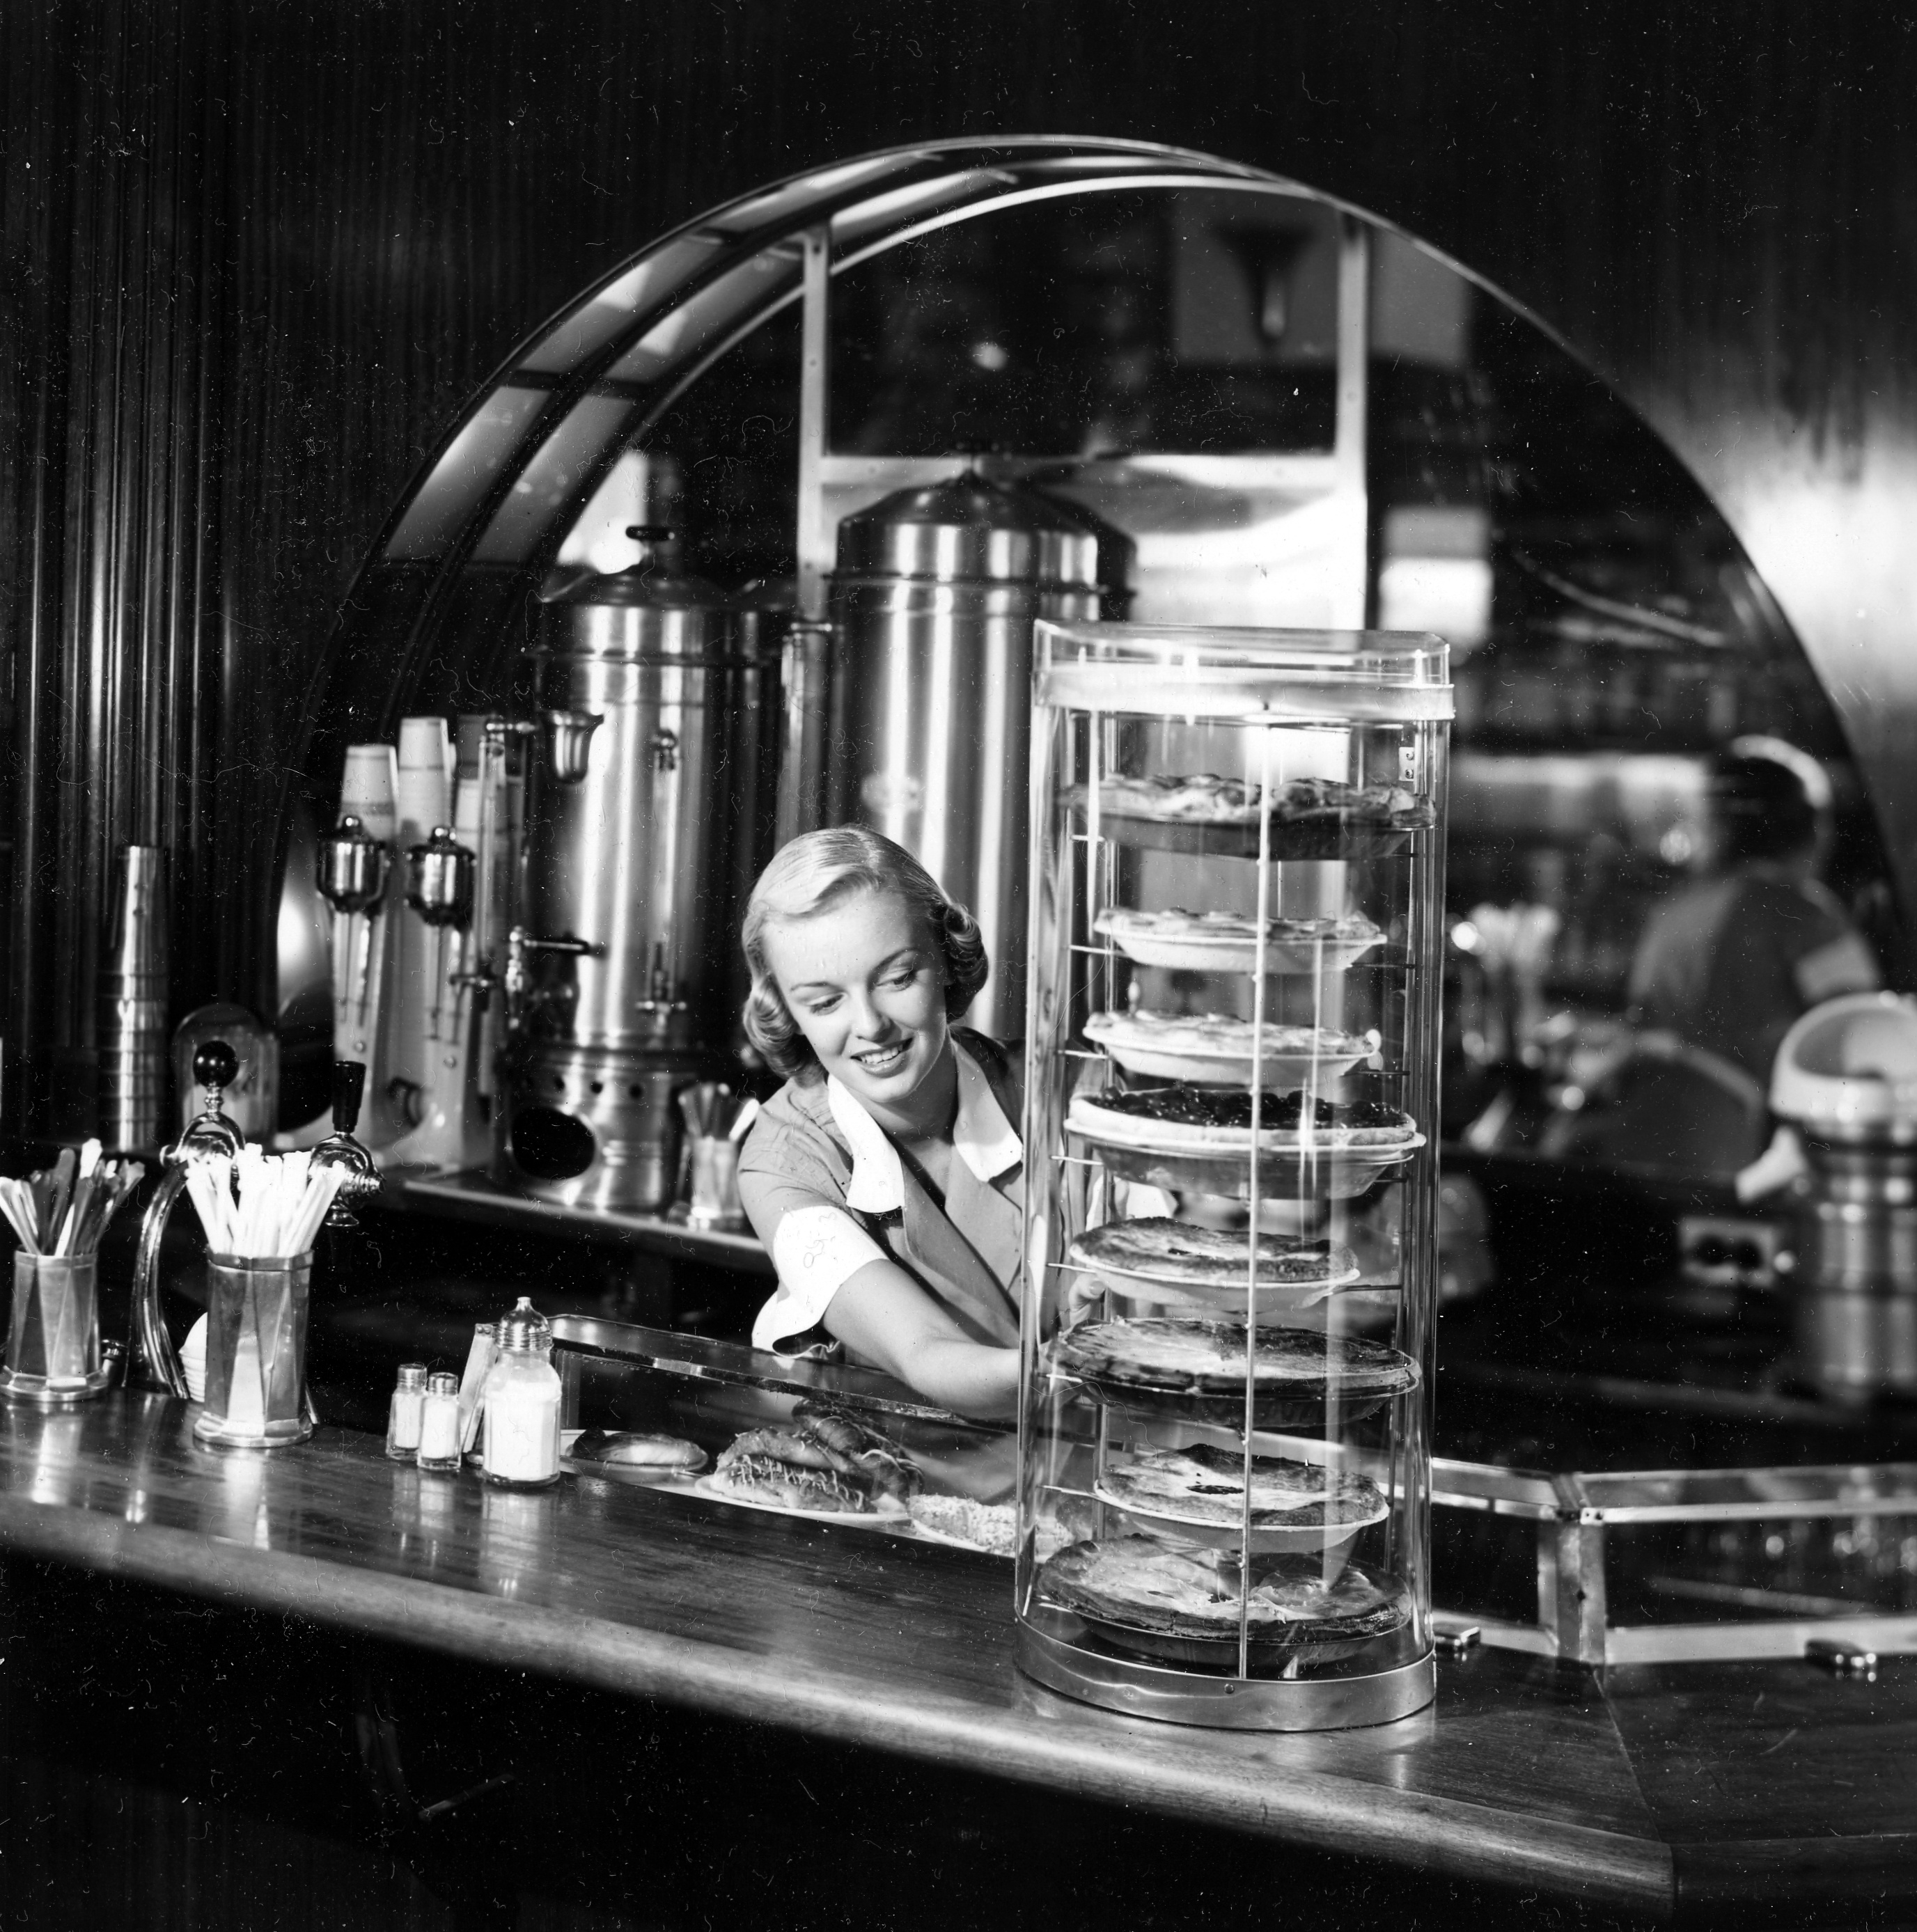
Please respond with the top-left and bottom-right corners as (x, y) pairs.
(762, 887), (950, 1118)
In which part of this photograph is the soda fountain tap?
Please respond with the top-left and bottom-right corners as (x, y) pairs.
(310, 1060), (382, 1230)
(128, 1039), (247, 1396)
(316, 815), (392, 1072)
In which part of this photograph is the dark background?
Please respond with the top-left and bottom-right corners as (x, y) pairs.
(3, 0), (1914, 1131)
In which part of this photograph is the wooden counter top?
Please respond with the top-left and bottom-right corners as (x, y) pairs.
(1, 1393), (1911, 1922)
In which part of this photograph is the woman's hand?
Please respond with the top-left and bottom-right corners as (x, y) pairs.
(824, 1258), (1019, 1422)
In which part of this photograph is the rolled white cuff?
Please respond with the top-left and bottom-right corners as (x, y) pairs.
(753, 1205), (889, 1352)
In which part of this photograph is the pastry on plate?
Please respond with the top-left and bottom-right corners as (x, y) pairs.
(1067, 1085), (1419, 1153)
(1036, 1535), (1408, 1651)
(706, 1401), (921, 1515)
(1084, 1010), (1378, 1085)
(1094, 906), (1385, 974)
(1067, 1217), (1359, 1294)
(1097, 1441), (1386, 1532)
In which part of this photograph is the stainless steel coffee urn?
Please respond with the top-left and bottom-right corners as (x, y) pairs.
(501, 530), (777, 1211)
(828, 473), (1121, 1039)
(1762, 994), (1917, 1402)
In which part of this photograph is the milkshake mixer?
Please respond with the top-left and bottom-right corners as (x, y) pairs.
(316, 814), (393, 1086)
(387, 824), (486, 1170)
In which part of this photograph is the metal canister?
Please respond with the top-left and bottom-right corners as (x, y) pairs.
(506, 531), (776, 1210)
(828, 473), (1118, 1039)
(1766, 994), (1917, 1402)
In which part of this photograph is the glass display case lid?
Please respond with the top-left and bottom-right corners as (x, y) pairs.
(1035, 621), (1453, 723)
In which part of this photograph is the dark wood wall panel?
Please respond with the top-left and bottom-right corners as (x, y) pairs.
(4, 0), (1914, 1131)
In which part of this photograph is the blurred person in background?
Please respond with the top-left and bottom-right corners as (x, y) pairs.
(1627, 737), (1879, 1088)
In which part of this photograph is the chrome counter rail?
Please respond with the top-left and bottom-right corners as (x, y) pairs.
(1432, 1456), (1917, 1667)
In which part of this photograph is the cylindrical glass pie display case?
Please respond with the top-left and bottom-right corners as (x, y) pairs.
(1018, 622), (1452, 1730)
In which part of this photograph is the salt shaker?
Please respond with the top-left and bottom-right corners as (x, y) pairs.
(416, 1370), (462, 1474)
(386, 1362), (428, 1461)
(479, 1298), (562, 1489)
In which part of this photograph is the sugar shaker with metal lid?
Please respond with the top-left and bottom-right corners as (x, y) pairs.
(416, 1371), (463, 1474)
(480, 1297), (562, 1488)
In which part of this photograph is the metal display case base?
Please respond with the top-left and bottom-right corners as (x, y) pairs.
(0, 1367), (114, 1409)
(1017, 1624), (1436, 1731)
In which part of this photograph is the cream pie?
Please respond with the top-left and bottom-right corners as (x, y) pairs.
(1084, 1010), (1378, 1085)
(1093, 907), (1384, 974)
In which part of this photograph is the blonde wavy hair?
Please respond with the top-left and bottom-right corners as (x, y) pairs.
(741, 827), (989, 1076)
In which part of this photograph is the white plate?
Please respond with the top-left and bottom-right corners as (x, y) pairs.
(691, 1473), (907, 1525)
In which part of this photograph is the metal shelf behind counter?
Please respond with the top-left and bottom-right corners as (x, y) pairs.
(386, 1167), (774, 1276)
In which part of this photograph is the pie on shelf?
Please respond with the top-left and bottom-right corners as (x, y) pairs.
(1083, 1010), (1378, 1085)
(1067, 1085), (1420, 1153)
(1067, 1218), (1360, 1294)
(1097, 1441), (1387, 1532)
(1086, 773), (1432, 828)
(1094, 906), (1384, 974)
(1036, 1535), (1409, 1654)
(1052, 1317), (1418, 1422)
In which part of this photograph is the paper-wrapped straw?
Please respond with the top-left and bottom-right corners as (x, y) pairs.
(182, 1149), (343, 1259)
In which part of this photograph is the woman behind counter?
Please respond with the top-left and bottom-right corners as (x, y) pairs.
(735, 828), (1022, 1420)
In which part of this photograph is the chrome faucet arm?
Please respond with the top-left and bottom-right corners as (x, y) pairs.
(129, 1165), (192, 1397)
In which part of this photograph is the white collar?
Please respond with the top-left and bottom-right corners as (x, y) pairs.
(826, 1038), (1022, 1214)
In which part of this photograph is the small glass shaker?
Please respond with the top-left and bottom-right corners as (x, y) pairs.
(416, 1371), (462, 1473)
(480, 1298), (562, 1489)
(386, 1362), (428, 1460)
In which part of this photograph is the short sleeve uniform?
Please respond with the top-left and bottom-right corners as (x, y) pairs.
(1629, 872), (1879, 1085)
(735, 1030), (1024, 1358)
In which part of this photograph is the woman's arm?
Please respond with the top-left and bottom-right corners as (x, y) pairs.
(824, 1257), (1020, 1422)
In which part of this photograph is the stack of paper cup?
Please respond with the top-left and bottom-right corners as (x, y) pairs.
(391, 718), (451, 1131)
(338, 745), (400, 1147)
(97, 847), (170, 1155)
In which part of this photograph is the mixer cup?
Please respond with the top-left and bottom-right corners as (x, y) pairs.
(405, 825), (476, 1042)
(316, 814), (392, 1069)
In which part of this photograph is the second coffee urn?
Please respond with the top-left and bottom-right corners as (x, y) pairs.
(829, 471), (1124, 1039)
(501, 529), (777, 1211)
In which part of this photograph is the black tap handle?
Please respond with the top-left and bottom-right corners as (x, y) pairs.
(193, 1040), (239, 1093)
(332, 1060), (368, 1135)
